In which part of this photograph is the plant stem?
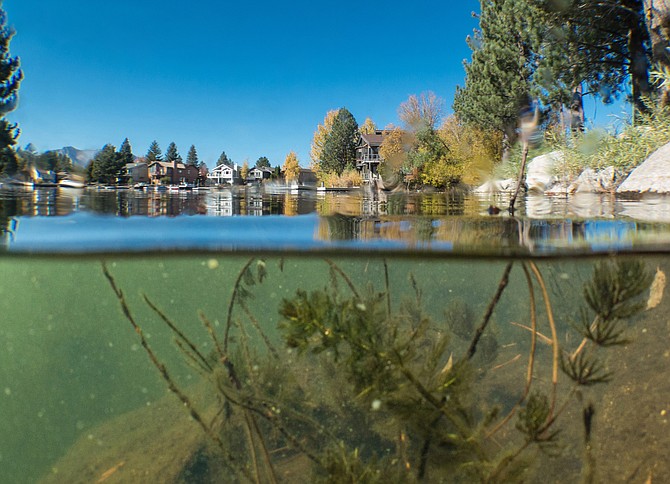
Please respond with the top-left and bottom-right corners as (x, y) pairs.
(467, 262), (514, 360)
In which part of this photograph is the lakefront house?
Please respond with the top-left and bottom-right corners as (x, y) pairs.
(247, 166), (274, 182)
(148, 161), (199, 186)
(208, 162), (240, 185)
(355, 130), (386, 182)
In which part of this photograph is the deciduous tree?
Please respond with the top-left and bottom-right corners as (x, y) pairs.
(399, 92), (443, 130)
(282, 151), (300, 182)
(359, 117), (377, 135)
(310, 109), (338, 164)
(240, 160), (249, 180)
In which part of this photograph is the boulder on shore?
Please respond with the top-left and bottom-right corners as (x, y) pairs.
(526, 151), (565, 193)
(617, 142), (670, 194)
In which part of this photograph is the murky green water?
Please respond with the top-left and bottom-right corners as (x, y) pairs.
(1, 253), (668, 483)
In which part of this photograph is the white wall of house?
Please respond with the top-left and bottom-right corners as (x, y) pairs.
(208, 163), (238, 185)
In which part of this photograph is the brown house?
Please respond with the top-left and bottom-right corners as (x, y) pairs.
(355, 130), (386, 182)
(148, 161), (200, 186)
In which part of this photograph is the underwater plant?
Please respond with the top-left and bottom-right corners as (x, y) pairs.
(102, 255), (652, 483)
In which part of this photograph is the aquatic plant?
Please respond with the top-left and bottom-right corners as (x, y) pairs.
(102, 255), (652, 483)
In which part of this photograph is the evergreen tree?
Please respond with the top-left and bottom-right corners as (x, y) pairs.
(0, 2), (22, 176)
(89, 144), (123, 184)
(320, 107), (360, 175)
(165, 142), (181, 164)
(255, 156), (270, 168)
(535, 0), (649, 124)
(118, 138), (134, 165)
(453, 0), (539, 159)
(217, 151), (231, 166)
(186, 144), (199, 166)
(146, 140), (162, 162)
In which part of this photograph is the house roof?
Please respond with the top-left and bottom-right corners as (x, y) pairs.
(212, 162), (235, 171)
(149, 161), (198, 171)
(360, 132), (384, 147)
(211, 163), (235, 173)
(250, 167), (273, 173)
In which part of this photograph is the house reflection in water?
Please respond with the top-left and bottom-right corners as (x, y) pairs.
(317, 216), (646, 255)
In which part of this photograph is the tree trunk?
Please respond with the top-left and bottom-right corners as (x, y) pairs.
(623, 0), (652, 114)
(570, 83), (585, 132)
(644, 0), (670, 106)
(501, 122), (517, 163)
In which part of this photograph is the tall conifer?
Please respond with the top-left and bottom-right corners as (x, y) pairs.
(321, 108), (359, 175)
(0, 1), (22, 176)
(146, 140), (162, 162)
(186, 145), (199, 166)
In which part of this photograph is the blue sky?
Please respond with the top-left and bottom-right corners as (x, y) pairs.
(5, 0), (628, 168)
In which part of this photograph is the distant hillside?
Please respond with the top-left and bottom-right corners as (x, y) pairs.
(55, 146), (100, 168)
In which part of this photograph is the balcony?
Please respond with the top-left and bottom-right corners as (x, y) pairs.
(356, 154), (382, 163)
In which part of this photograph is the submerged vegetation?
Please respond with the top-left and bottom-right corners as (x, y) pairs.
(101, 255), (653, 482)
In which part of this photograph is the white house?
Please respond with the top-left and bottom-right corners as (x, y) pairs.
(208, 162), (239, 185)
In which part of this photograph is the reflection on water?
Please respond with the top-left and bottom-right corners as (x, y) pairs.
(4, 187), (670, 256)
(0, 255), (668, 483)
(4, 186), (670, 222)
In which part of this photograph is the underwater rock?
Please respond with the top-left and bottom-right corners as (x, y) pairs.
(38, 389), (227, 484)
(647, 266), (666, 310)
(445, 297), (474, 339)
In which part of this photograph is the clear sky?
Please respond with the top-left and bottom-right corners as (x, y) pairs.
(4, 0), (628, 168)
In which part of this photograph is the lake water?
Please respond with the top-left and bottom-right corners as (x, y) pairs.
(2, 186), (670, 483)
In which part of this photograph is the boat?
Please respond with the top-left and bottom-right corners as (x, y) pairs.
(59, 178), (86, 189)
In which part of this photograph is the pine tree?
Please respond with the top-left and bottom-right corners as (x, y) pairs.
(186, 144), (199, 166)
(118, 138), (134, 165)
(453, 0), (539, 158)
(165, 142), (181, 164)
(255, 156), (270, 168)
(320, 108), (360, 175)
(90, 144), (123, 184)
(146, 140), (162, 162)
(0, 2), (22, 176)
(535, 0), (649, 124)
(217, 151), (231, 166)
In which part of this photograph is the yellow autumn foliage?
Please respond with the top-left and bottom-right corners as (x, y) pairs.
(379, 127), (411, 172)
(438, 116), (502, 185)
(310, 110), (338, 163)
(359, 117), (377, 135)
(317, 167), (362, 188)
(282, 151), (300, 182)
